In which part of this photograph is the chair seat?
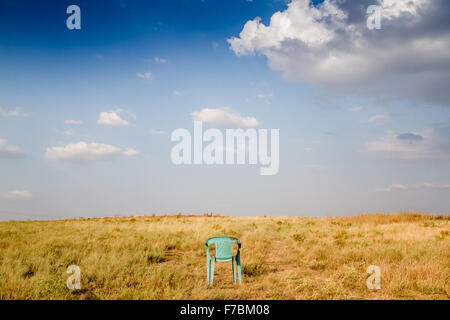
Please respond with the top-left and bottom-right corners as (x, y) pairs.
(215, 256), (233, 262)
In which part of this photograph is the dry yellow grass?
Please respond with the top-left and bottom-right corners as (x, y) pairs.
(0, 212), (448, 300)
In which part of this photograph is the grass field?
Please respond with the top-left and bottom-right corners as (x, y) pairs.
(0, 212), (448, 300)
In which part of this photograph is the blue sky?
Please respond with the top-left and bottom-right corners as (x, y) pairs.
(1, 0), (450, 220)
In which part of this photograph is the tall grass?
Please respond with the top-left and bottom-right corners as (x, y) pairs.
(0, 212), (448, 299)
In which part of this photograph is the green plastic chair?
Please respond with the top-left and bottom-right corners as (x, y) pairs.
(205, 236), (242, 285)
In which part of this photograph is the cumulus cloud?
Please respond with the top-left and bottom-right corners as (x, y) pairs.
(0, 107), (26, 117)
(64, 129), (75, 137)
(0, 139), (24, 158)
(376, 184), (407, 192)
(366, 127), (450, 160)
(98, 109), (134, 127)
(256, 93), (272, 105)
(61, 129), (90, 139)
(122, 148), (140, 157)
(137, 72), (152, 79)
(191, 107), (260, 128)
(363, 114), (391, 125)
(418, 182), (450, 189)
(144, 57), (168, 64)
(228, 0), (450, 106)
(154, 57), (168, 64)
(64, 120), (82, 125)
(381, 0), (429, 19)
(2, 190), (32, 199)
(376, 182), (450, 192)
(45, 141), (139, 162)
(349, 106), (365, 112)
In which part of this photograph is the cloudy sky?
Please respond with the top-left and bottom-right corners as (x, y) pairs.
(1, 0), (449, 220)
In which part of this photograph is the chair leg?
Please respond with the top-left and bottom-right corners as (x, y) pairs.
(237, 251), (242, 284)
(210, 259), (215, 284)
(232, 257), (236, 284)
(206, 255), (211, 284)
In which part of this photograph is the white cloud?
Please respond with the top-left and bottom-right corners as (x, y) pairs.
(381, 0), (429, 19)
(228, 0), (450, 106)
(154, 57), (168, 64)
(376, 182), (450, 192)
(150, 129), (168, 135)
(363, 114), (391, 125)
(2, 190), (32, 199)
(376, 184), (407, 192)
(366, 128), (450, 160)
(145, 57), (168, 64)
(256, 93), (272, 105)
(304, 147), (313, 152)
(0, 107), (26, 117)
(349, 106), (365, 112)
(173, 90), (185, 97)
(228, 0), (345, 55)
(123, 148), (140, 157)
(418, 182), (450, 190)
(0, 139), (24, 158)
(98, 109), (133, 127)
(45, 141), (138, 162)
(59, 129), (89, 139)
(64, 120), (83, 125)
(137, 72), (152, 79)
(191, 107), (260, 128)
(64, 129), (75, 137)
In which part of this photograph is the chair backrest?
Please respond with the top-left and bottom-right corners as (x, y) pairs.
(205, 236), (241, 261)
